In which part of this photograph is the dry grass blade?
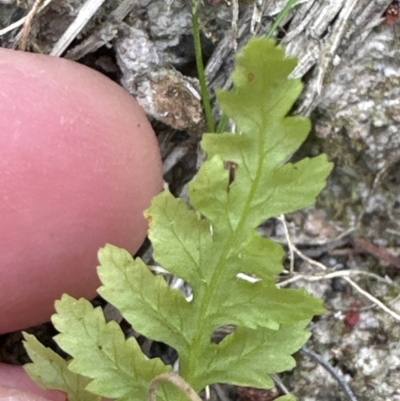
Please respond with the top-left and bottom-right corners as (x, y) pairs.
(66, 0), (136, 60)
(19, 0), (45, 50)
(50, 0), (107, 56)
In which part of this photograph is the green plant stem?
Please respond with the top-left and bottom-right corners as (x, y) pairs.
(266, 0), (298, 39)
(191, 0), (215, 133)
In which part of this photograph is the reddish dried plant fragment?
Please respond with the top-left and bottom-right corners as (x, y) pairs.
(344, 301), (361, 329)
(237, 386), (280, 401)
(384, 1), (400, 26)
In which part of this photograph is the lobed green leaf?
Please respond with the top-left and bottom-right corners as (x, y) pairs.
(97, 243), (194, 355)
(51, 294), (171, 401)
(23, 333), (99, 401)
(99, 38), (332, 394)
(193, 323), (311, 389)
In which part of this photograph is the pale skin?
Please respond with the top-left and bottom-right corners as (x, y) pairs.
(0, 365), (63, 401)
(0, 49), (163, 400)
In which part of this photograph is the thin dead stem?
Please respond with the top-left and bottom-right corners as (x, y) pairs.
(231, 0), (239, 50)
(301, 347), (359, 401)
(19, 0), (44, 50)
(279, 217), (400, 322)
(342, 276), (400, 321)
(148, 372), (202, 401)
(270, 373), (290, 395)
(279, 215), (295, 273)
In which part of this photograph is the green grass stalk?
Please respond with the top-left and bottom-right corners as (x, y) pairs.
(266, 0), (298, 39)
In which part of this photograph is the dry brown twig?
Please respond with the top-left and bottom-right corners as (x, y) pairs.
(19, 0), (44, 51)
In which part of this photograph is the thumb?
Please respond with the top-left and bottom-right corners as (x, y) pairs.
(0, 387), (54, 401)
(0, 365), (64, 401)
